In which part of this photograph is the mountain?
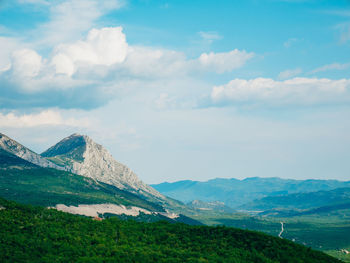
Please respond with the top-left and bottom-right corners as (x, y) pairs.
(0, 147), (164, 212)
(0, 132), (191, 218)
(41, 133), (164, 203)
(242, 187), (350, 212)
(0, 133), (60, 169)
(0, 197), (340, 263)
(0, 148), (36, 168)
(152, 177), (350, 208)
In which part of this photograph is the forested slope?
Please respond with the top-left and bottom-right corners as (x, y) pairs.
(0, 198), (341, 263)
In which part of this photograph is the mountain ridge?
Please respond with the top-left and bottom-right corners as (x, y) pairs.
(0, 133), (61, 170)
(152, 177), (350, 208)
(41, 133), (165, 203)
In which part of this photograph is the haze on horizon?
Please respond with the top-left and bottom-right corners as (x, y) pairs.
(0, 0), (349, 183)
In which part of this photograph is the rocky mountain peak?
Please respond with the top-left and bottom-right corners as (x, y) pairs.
(42, 133), (86, 159)
(41, 133), (165, 202)
(0, 132), (61, 169)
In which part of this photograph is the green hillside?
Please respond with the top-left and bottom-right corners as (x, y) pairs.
(193, 208), (350, 262)
(0, 198), (341, 263)
(0, 150), (163, 212)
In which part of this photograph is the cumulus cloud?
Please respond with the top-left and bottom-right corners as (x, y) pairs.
(198, 49), (254, 73)
(11, 49), (43, 78)
(0, 37), (20, 71)
(35, 0), (125, 46)
(52, 27), (128, 76)
(210, 77), (350, 107)
(0, 25), (254, 109)
(278, 68), (302, 79)
(0, 110), (90, 128)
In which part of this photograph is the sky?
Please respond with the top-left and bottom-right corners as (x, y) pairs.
(0, 0), (350, 183)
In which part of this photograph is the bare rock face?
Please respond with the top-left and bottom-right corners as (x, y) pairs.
(41, 133), (165, 202)
(0, 133), (61, 169)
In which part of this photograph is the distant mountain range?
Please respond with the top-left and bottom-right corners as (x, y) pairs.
(152, 177), (350, 211)
(0, 132), (190, 222)
(242, 187), (350, 211)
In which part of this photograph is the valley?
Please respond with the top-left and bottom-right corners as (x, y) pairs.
(0, 132), (348, 262)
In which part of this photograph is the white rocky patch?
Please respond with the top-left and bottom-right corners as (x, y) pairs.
(158, 211), (179, 219)
(54, 203), (152, 218)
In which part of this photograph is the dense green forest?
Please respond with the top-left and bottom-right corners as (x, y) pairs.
(0, 198), (341, 263)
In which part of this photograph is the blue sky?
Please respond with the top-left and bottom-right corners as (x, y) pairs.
(0, 0), (349, 182)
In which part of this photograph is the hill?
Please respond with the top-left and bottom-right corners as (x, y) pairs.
(152, 177), (350, 208)
(0, 198), (341, 263)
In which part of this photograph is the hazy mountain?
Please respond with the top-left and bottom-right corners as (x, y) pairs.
(152, 177), (350, 208)
(243, 187), (350, 211)
(0, 133), (60, 169)
(41, 133), (164, 202)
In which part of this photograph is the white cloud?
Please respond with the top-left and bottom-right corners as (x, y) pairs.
(11, 49), (43, 78)
(36, 0), (124, 46)
(278, 68), (302, 79)
(123, 47), (253, 78)
(123, 46), (187, 78)
(51, 53), (75, 76)
(211, 77), (350, 107)
(0, 37), (20, 71)
(310, 63), (350, 74)
(0, 110), (90, 128)
(3, 26), (253, 81)
(198, 49), (254, 74)
(17, 0), (49, 4)
(52, 27), (128, 76)
(0, 23), (254, 108)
